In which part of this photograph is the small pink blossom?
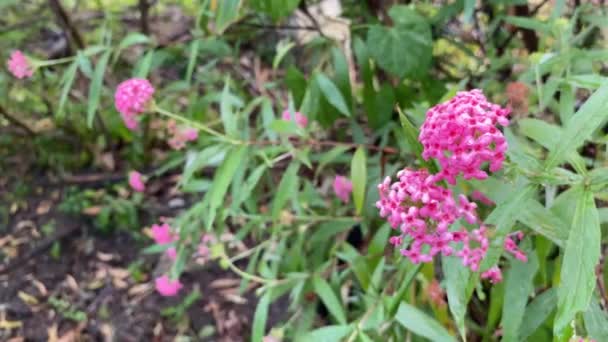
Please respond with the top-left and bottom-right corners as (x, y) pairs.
(128, 171), (145, 192)
(419, 89), (510, 185)
(333, 176), (353, 203)
(197, 234), (215, 257)
(7, 50), (34, 79)
(155, 275), (183, 297)
(481, 266), (503, 284)
(504, 231), (527, 262)
(167, 120), (199, 150)
(114, 78), (155, 130)
(151, 223), (174, 244)
(282, 110), (308, 128)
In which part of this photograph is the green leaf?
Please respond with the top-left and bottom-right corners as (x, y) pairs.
(481, 183), (536, 269)
(519, 288), (557, 341)
(503, 16), (551, 33)
(519, 199), (569, 247)
(309, 221), (355, 247)
(559, 83), (575, 124)
(545, 84), (608, 169)
(214, 0), (242, 33)
(331, 47), (353, 110)
(57, 61), (78, 118)
(186, 39), (200, 84)
(117, 32), (151, 51)
(251, 291), (271, 342)
(351, 147), (367, 215)
(501, 250), (539, 342)
(273, 40), (295, 70)
(316, 74), (351, 117)
(251, 0), (300, 21)
(366, 6), (432, 78)
(554, 189), (601, 336)
(87, 50), (111, 128)
(443, 256), (471, 340)
(220, 81), (238, 137)
(271, 162), (299, 219)
(388, 264), (422, 316)
(395, 303), (456, 342)
(518, 118), (586, 174)
(133, 50), (155, 78)
(297, 325), (353, 342)
(312, 276), (347, 324)
(206, 146), (248, 229)
(583, 298), (608, 341)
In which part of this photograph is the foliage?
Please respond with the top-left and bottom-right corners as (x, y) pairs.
(2, 1), (608, 341)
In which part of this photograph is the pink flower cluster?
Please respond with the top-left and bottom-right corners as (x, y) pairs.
(377, 90), (520, 282)
(7, 50), (34, 79)
(377, 168), (488, 271)
(114, 78), (155, 130)
(151, 222), (177, 260)
(167, 120), (198, 150)
(419, 89), (510, 185)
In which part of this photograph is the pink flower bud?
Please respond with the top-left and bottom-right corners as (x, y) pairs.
(333, 175), (353, 203)
(481, 266), (503, 284)
(155, 275), (183, 297)
(128, 171), (145, 192)
(282, 110), (308, 128)
(7, 50), (34, 79)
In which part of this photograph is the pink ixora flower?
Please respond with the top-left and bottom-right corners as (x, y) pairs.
(481, 266), (503, 284)
(333, 175), (353, 203)
(376, 168), (489, 271)
(7, 50), (34, 79)
(128, 171), (145, 192)
(114, 78), (155, 130)
(419, 89), (510, 185)
(155, 275), (183, 297)
(282, 110), (308, 128)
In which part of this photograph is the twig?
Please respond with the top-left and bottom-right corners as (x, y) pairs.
(237, 22), (319, 32)
(0, 224), (82, 275)
(0, 105), (35, 136)
(138, 0), (151, 35)
(48, 0), (86, 50)
(496, 1), (549, 54)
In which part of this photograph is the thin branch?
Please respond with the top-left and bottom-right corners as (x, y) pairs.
(138, 0), (151, 35)
(0, 105), (35, 136)
(48, 0), (86, 51)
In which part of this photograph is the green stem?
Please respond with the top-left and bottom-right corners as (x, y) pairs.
(153, 105), (242, 145)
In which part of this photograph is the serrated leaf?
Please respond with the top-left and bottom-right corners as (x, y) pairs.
(87, 50), (111, 128)
(395, 303), (456, 342)
(316, 74), (351, 117)
(366, 6), (432, 78)
(251, 291), (271, 342)
(443, 256), (470, 340)
(554, 189), (601, 336)
(312, 276), (347, 324)
(519, 288), (557, 340)
(351, 147), (366, 215)
(545, 84), (608, 169)
(501, 249), (539, 342)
